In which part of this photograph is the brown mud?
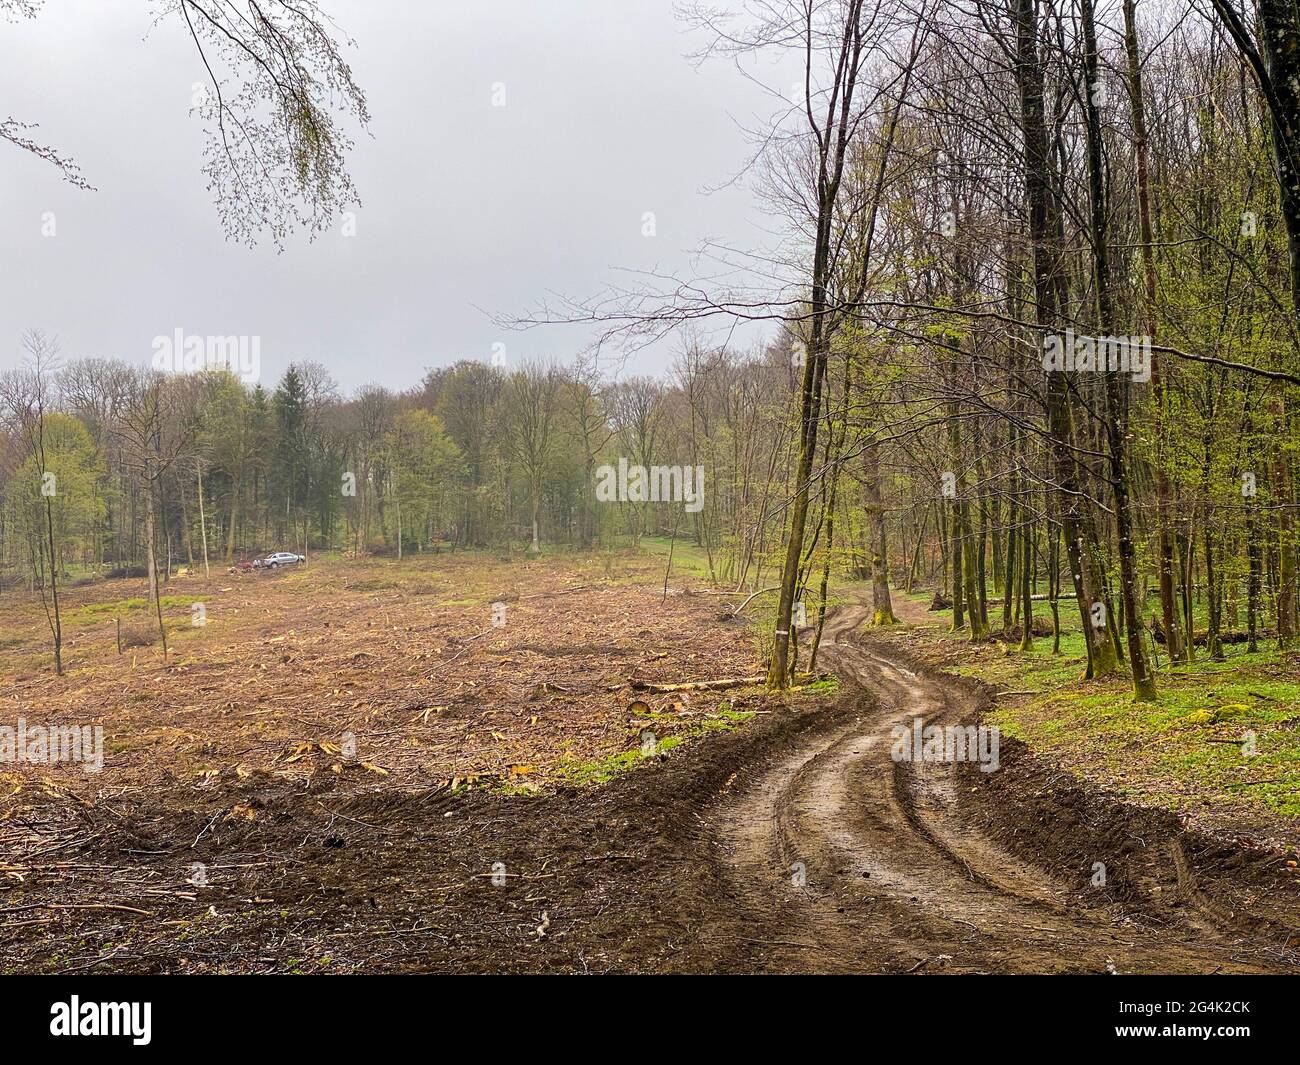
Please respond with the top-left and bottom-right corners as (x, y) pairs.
(3, 602), (1297, 973)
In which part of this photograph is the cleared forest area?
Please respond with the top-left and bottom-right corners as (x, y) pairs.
(5, 0), (1300, 998)
(0, 551), (770, 793)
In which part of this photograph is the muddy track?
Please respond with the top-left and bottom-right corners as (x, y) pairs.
(7, 600), (1296, 975)
(713, 605), (1297, 974)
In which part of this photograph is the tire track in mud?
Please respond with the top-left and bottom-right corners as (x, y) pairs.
(713, 604), (1293, 974)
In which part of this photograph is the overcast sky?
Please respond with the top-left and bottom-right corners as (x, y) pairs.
(0, 0), (787, 393)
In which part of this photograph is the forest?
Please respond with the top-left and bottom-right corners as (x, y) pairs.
(3, 0), (1300, 1001)
(8, 0), (1300, 697)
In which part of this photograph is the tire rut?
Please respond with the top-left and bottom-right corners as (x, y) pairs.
(712, 604), (1293, 974)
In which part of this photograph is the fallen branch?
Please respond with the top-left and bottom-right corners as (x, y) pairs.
(0, 902), (155, 917)
(629, 672), (828, 693)
(510, 585), (597, 600)
(630, 676), (766, 693)
(441, 627), (495, 665)
(729, 587), (780, 615)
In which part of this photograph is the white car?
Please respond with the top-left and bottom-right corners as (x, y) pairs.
(255, 552), (305, 569)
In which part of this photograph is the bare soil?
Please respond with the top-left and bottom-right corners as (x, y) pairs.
(716, 602), (1300, 974)
(0, 553), (755, 795)
(2, 561), (1298, 973)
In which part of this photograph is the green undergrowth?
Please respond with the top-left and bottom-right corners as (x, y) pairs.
(901, 589), (1300, 820)
(68, 594), (206, 625)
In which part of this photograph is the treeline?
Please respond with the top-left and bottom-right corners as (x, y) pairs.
(1, 335), (875, 602)
(9, 1), (1300, 699)
(862, 0), (1300, 689)
(843, 0), (1300, 691)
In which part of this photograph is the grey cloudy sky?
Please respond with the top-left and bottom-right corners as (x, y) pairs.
(0, 0), (786, 393)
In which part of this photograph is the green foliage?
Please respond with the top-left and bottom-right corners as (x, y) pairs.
(2, 413), (106, 575)
(67, 594), (205, 625)
(918, 594), (1300, 820)
(383, 409), (466, 550)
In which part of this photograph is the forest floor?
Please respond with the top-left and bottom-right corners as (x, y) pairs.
(0, 548), (763, 795)
(0, 553), (1298, 973)
(896, 590), (1300, 849)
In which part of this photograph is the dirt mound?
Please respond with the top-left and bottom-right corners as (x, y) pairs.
(961, 736), (1300, 947)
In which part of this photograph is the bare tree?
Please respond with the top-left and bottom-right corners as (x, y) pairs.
(112, 371), (197, 657)
(0, 330), (65, 673)
(502, 362), (563, 554)
(564, 354), (614, 549)
(3, 1), (368, 245)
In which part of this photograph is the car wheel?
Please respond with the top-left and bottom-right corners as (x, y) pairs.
(270, 562), (278, 568)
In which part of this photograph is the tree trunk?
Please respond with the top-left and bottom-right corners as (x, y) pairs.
(1124, 0), (1182, 666)
(767, 267), (832, 686)
(1083, 0), (1155, 699)
(1015, 0), (1114, 676)
(1274, 414), (1298, 645)
(863, 440), (897, 625)
(43, 491), (63, 675)
(1019, 508), (1034, 651)
(225, 476), (241, 563)
(197, 461), (210, 579)
(145, 472), (168, 657)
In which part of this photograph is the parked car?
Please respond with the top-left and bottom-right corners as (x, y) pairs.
(255, 552), (305, 569)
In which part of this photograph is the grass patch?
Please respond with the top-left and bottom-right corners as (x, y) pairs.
(906, 588), (1300, 821)
(559, 736), (687, 786)
(557, 702), (761, 786)
(68, 594), (205, 625)
(636, 535), (715, 580)
(701, 706), (758, 730)
(992, 675), (1300, 819)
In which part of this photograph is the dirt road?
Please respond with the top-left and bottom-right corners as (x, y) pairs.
(711, 604), (1299, 974)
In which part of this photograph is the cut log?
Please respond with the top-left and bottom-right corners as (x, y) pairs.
(630, 676), (765, 693)
(629, 672), (828, 693)
(1150, 621), (1272, 646)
